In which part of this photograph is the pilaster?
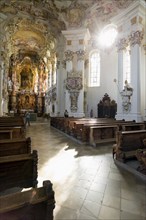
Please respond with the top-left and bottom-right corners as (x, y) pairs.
(62, 28), (90, 117)
(113, 0), (145, 121)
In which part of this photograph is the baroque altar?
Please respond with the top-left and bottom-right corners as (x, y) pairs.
(8, 53), (47, 116)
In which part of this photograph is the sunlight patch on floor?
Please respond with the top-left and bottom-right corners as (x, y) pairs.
(38, 144), (78, 184)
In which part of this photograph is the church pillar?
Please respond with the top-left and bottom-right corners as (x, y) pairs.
(115, 45), (124, 120)
(0, 17), (10, 115)
(114, 0), (145, 122)
(64, 50), (74, 115)
(116, 38), (128, 120)
(76, 49), (85, 117)
(62, 28), (90, 117)
(144, 45), (146, 120)
(0, 63), (4, 116)
(129, 30), (144, 122)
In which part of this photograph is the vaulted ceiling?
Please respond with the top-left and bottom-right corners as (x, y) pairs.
(0, 0), (134, 57)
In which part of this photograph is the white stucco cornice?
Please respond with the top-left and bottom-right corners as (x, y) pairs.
(62, 28), (90, 41)
(110, 0), (146, 27)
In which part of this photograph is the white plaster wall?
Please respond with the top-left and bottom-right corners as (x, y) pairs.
(140, 46), (146, 120)
(86, 49), (118, 118)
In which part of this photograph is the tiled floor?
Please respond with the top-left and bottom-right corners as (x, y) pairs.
(27, 119), (146, 220)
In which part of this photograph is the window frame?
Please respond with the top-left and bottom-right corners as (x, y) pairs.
(89, 50), (100, 87)
(123, 47), (131, 88)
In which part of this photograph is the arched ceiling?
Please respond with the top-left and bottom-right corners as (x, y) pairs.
(0, 0), (134, 57)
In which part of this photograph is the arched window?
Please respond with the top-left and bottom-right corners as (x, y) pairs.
(123, 47), (131, 87)
(89, 51), (100, 87)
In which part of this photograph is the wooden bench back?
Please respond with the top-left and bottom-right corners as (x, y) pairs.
(0, 116), (25, 127)
(0, 180), (55, 220)
(0, 126), (25, 139)
(117, 130), (146, 151)
(0, 137), (31, 157)
(0, 150), (38, 192)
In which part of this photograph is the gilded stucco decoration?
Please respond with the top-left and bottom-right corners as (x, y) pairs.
(76, 49), (85, 61)
(129, 30), (144, 47)
(66, 71), (83, 112)
(66, 71), (83, 91)
(45, 87), (56, 104)
(64, 50), (74, 62)
(66, 3), (85, 28)
(0, 0), (134, 38)
(0, 0), (137, 114)
(7, 17), (56, 57)
(116, 38), (129, 52)
(52, 87), (57, 102)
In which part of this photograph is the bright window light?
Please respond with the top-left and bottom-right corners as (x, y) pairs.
(98, 25), (118, 48)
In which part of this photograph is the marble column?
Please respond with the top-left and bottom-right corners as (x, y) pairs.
(115, 49), (124, 120)
(0, 63), (4, 116)
(129, 31), (144, 122)
(76, 49), (85, 117)
(62, 28), (90, 117)
(64, 50), (74, 115)
(143, 45), (146, 120)
(116, 38), (128, 120)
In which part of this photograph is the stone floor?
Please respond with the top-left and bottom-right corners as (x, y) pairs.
(26, 119), (146, 220)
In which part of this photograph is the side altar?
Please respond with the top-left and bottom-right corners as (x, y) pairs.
(7, 54), (47, 116)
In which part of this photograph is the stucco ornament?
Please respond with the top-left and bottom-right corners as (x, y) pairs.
(116, 38), (129, 52)
(64, 50), (74, 62)
(66, 71), (83, 112)
(129, 30), (144, 47)
(66, 3), (84, 27)
(66, 71), (82, 91)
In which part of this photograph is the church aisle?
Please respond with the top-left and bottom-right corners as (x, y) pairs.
(26, 119), (146, 220)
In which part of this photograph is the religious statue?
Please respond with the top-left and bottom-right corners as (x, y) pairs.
(120, 80), (133, 112)
(7, 77), (13, 91)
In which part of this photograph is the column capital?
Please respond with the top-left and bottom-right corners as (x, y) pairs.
(76, 49), (85, 61)
(129, 30), (144, 47)
(116, 38), (129, 52)
(64, 50), (74, 61)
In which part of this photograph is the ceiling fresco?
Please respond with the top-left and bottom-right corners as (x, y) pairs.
(0, 0), (134, 58)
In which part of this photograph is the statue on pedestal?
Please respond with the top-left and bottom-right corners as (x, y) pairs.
(120, 80), (133, 112)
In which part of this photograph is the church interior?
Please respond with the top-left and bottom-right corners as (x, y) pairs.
(0, 0), (146, 219)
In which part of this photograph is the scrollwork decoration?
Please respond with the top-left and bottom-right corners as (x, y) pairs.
(116, 38), (129, 52)
(66, 71), (83, 112)
(129, 30), (144, 47)
(76, 49), (85, 61)
(64, 50), (74, 61)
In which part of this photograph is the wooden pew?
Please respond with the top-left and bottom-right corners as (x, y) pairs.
(71, 119), (102, 138)
(0, 137), (31, 157)
(0, 126), (25, 139)
(0, 150), (38, 192)
(119, 122), (145, 131)
(0, 116), (25, 126)
(82, 121), (144, 143)
(113, 130), (146, 162)
(0, 180), (55, 220)
(82, 123), (115, 143)
(0, 129), (13, 140)
(0, 116), (25, 139)
(136, 146), (146, 175)
(51, 117), (145, 147)
(89, 125), (118, 146)
(72, 119), (122, 142)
